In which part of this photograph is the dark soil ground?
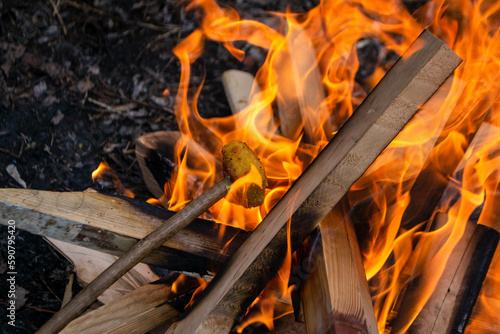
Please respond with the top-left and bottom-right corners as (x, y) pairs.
(0, 0), (321, 332)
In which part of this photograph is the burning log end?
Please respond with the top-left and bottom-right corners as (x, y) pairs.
(136, 131), (180, 199)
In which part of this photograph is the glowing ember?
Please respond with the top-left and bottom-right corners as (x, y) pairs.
(161, 0), (500, 331)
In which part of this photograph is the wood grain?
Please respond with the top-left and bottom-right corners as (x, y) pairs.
(0, 188), (248, 273)
(36, 176), (231, 334)
(59, 274), (199, 334)
(301, 209), (378, 334)
(167, 30), (462, 334)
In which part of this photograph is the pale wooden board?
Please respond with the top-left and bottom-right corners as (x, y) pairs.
(222, 70), (257, 114)
(0, 188), (248, 273)
(47, 238), (160, 304)
(301, 210), (378, 334)
(60, 281), (181, 334)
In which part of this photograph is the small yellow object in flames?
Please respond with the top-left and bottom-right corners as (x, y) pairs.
(222, 141), (268, 208)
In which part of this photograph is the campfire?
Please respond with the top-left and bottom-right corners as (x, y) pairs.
(2, 0), (500, 333)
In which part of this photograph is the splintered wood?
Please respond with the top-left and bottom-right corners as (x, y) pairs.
(301, 209), (378, 334)
(167, 30), (462, 334)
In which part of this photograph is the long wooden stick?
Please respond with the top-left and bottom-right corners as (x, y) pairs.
(36, 176), (231, 334)
(167, 30), (462, 334)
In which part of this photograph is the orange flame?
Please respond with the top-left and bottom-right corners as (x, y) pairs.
(92, 162), (134, 198)
(161, 0), (500, 331)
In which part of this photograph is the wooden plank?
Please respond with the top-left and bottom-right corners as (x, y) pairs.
(300, 209), (378, 334)
(0, 189), (249, 274)
(166, 30), (462, 334)
(275, 24), (328, 141)
(47, 239), (160, 304)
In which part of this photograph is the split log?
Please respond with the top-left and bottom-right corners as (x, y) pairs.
(275, 24), (327, 141)
(47, 239), (160, 304)
(167, 30), (462, 334)
(0, 189), (249, 274)
(390, 213), (499, 334)
(300, 208), (378, 334)
(60, 273), (199, 334)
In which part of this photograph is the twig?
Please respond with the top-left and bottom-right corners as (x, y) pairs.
(0, 147), (20, 159)
(136, 29), (180, 61)
(49, 0), (68, 36)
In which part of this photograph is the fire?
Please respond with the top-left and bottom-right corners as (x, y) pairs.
(92, 162), (135, 198)
(157, 0), (500, 331)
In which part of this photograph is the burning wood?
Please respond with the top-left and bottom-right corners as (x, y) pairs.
(36, 141), (267, 333)
(166, 30), (462, 334)
(60, 273), (198, 334)
(0, 188), (248, 274)
(389, 121), (500, 333)
(275, 24), (328, 141)
(391, 213), (499, 334)
(299, 207), (378, 334)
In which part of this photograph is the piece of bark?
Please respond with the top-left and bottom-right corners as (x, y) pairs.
(135, 131), (220, 201)
(300, 209), (378, 334)
(60, 274), (198, 334)
(0, 189), (248, 274)
(166, 30), (462, 334)
(390, 213), (499, 334)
